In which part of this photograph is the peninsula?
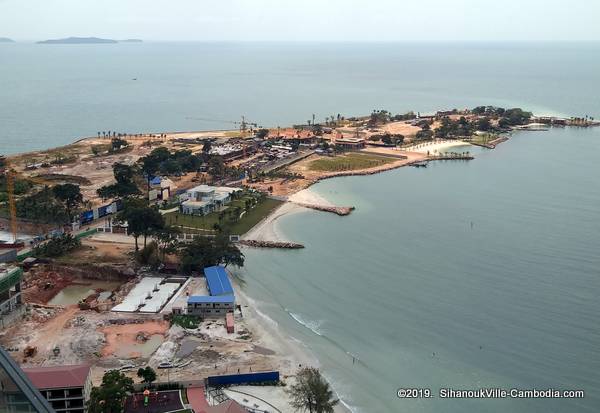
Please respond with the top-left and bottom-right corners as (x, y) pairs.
(0, 37), (15, 43)
(37, 36), (118, 44)
(0, 106), (597, 413)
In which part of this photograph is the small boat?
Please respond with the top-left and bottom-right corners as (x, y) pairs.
(411, 162), (428, 168)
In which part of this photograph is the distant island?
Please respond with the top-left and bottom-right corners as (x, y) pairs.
(121, 39), (143, 43)
(37, 37), (118, 44)
(0, 37), (15, 43)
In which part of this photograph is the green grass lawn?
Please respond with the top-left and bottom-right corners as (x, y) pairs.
(470, 133), (500, 145)
(309, 152), (396, 172)
(164, 197), (283, 236)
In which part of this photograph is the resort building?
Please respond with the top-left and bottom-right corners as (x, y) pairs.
(335, 137), (366, 150)
(187, 266), (236, 318)
(179, 185), (241, 216)
(21, 364), (92, 413)
(0, 266), (23, 325)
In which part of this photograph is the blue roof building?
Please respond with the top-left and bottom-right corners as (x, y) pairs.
(188, 295), (235, 304)
(150, 176), (162, 186)
(185, 266), (236, 317)
(204, 266), (234, 296)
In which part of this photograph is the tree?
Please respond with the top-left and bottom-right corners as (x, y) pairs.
(110, 137), (129, 153)
(202, 140), (213, 154)
(88, 370), (134, 413)
(255, 128), (270, 139)
(415, 129), (433, 141)
(287, 367), (339, 413)
(117, 198), (164, 251)
(16, 187), (70, 224)
(154, 226), (181, 260)
(97, 163), (141, 200)
(52, 183), (83, 222)
(137, 367), (157, 386)
(476, 117), (492, 131)
(208, 156), (226, 178)
(178, 233), (244, 274)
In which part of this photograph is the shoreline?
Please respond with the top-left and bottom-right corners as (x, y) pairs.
(230, 276), (353, 413)
(0, 120), (531, 413)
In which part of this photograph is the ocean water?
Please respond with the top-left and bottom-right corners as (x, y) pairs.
(2, 42), (600, 412)
(238, 127), (600, 412)
(1, 42), (600, 155)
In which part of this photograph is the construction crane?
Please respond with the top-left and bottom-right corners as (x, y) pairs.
(185, 115), (260, 135)
(0, 156), (18, 245)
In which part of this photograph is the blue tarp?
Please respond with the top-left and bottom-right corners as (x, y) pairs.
(204, 266), (234, 296)
(150, 176), (162, 185)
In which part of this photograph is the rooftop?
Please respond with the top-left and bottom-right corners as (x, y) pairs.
(188, 294), (235, 304)
(204, 266), (234, 296)
(0, 266), (23, 291)
(23, 364), (91, 390)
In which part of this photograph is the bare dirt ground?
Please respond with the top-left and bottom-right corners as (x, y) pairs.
(379, 121), (422, 137)
(61, 239), (135, 265)
(6, 129), (239, 207)
(100, 320), (169, 358)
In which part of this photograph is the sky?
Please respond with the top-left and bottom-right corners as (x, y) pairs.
(1, 0), (599, 42)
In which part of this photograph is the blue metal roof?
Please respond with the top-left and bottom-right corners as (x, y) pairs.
(188, 294), (235, 304)
(150, 176), (162, 185)
(204, 266), (234, 296)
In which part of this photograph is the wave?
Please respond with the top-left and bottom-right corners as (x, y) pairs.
(287, 310), (324, 336)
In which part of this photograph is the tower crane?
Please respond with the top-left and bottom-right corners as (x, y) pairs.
(185, 116), (260, 135)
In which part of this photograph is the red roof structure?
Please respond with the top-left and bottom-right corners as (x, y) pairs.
(23, 364), (91, 389)
(209, 400), (247, 413)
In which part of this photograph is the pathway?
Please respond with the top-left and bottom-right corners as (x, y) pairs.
(187, 386), (211, 413)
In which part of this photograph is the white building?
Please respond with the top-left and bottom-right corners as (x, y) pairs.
(179, 185), (241, 216)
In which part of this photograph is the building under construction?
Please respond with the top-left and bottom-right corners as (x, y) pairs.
(0, 265), (24, 326)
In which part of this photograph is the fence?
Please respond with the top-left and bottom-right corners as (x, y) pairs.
(206, 371), (280, 387)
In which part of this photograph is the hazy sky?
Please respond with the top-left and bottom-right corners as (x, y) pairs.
(1, 0), (599, 42)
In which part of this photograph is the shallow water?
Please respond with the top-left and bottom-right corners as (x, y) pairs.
(2, 42), (600, 155)
(114, 334), (165, 359)
(48, 280), (121, 306)
(237, 127), (600, 412)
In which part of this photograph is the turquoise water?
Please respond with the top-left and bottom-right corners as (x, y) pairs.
(237, 128), (600, 412)
(2, 42), (600, 412)
(2, 42), (600, 154)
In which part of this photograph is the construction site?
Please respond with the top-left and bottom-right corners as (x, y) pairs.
(0, 235), (296, 389)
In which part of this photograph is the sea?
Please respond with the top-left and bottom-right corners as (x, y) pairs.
(1, 41), (599, 412)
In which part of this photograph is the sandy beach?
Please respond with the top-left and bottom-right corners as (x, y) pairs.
(403, 139), (472, 154)
(231, 278), (352, 412)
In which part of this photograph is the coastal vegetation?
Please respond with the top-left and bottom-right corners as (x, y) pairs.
(309, 153), (395, 172)
(287, 367), (339, 413)
(179, 233), (244, 274)
(32, 234), (81, 258)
